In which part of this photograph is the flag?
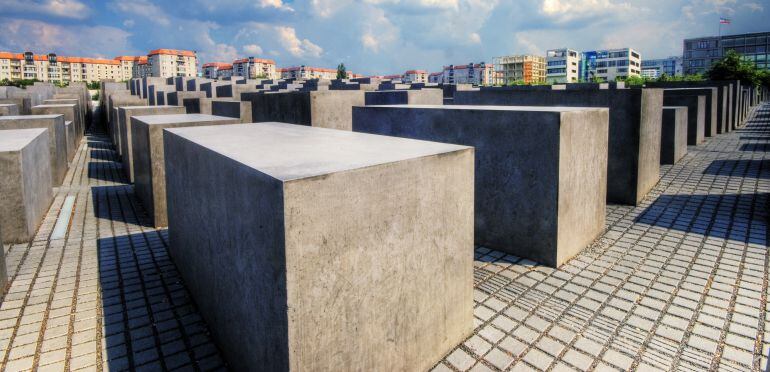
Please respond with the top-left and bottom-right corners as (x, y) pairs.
(720, 17), (731, 24)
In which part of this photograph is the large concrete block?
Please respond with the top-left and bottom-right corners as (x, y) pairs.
(117, 105), (187, 183)
(166, 91), (206, 106)
(32, 103), (83, 146)
(244, 91), (365, 131)
(185, 78), (213, 92)
(211, 100), (252, 123)
(164, 122), (473, 371)
(0, 128), (53, 243)
(354, 105), (609, 267)
(215, 83), (258, 99)
(660, 107), (688, 165)
(109, 95), (147, 148)
(662, 95), (705, 145)
(0, 115), (68, 185)
(365, 90), (443, 105)
(662, 88), (717, 137)
(0, 97), (32, 115)
(141, 77), (167, 100)
(64, 121), (75, 162)
(181, 97), (212, 114)
(132, 114), (239, 227)
(0, 104), (19, 116)
(0, 222), (7, 298)
(453, 88), (662, 205)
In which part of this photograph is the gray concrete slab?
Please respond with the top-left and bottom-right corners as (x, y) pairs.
(452, 88), (662, 205)
(31, 103), (82, 144)
(0, 128), (52, 243)
(663, 95), (706, 145)
(0, 104), (19, 116)
(108, 95), (147, 150)
(181, 97), (212, 114)
(354, 105), (609, 267)
(660, 107), (688, 165)
(365, 90), (443, 105)
(0, 115), (68, 185)
(166, 91), (206, 106)
(117, 106), (187, 183)
(64, 121), (75, 162)
(211, 100), (252, 123)
(0, 97), (32, 115)
(163, 122), (474, 371)
(662, 88), (718, 137)
(131, 114), (239, 227)
(243, 91), (365, 131)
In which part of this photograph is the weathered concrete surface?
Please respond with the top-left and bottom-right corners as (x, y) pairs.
(0, 221), (6, 299)
(0, 104), (19, 116)
(660, 106), (688, 165)
(0, 115), (68, 185)
(452, 88), (662, 205)
(0, 128), (52, 243)
(166, 91), (206, 106)
(147, 85), (173, 106)
(132, 114), (239, 227)
(117, 105), (186, 183)
(199, 82), (230, 98)
(185, 78), (213, 92)
(244, 91), (365, 131)
(662, 88), (718, 138)
(663, 95), (705, 146)
(181, 97), (212, 114)
(108, 95), (147, 152)
(364, 90), (443, 105)
(141, 77), (167, 100)
(214, 83), (258, 99)
(163, 122), (474, 371)
(0, 98), (32, 115)
(354, 105), (609, 267)
(211, 100), (252, 123)
(63, 121), (75, 162)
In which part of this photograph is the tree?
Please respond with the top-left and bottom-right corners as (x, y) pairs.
(623, 75), (646, 86)
(336, 63), (347, 79)
(707, 50), (761, 86)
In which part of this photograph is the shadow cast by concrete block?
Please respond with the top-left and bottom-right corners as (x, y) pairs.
(740, 143), (770, 152)
(634, 193), (768, 244)
(703, 159), (770, 180)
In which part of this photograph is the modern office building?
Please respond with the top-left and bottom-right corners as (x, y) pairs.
(146, 49), (197, 78)
(579, 48), (642, 81)
(431, 63), (494, 85)
(232, 57), (277, 79)
(545, 48), (580, 83)
(641, 56), (683, 78)
(683, 31), (770, 75)
(0, 51), (123, 83)
(494, 55), (547, 85)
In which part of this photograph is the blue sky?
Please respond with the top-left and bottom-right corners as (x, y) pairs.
(0, 0), (767, 75)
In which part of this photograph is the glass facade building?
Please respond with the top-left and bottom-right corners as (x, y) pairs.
(683, 31), (770, 75)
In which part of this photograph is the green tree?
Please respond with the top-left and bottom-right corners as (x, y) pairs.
(336, 63), (347, 79)
(707, 50), (761, 86)
(623, 75), (646, 86)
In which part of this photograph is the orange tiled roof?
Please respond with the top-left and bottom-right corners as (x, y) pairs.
(278, 66), (337, 73)
(114, 56), (143, 62)
(405, 70), (427, 74)
(0, 51), (119, 65)
(148, 49), (196, 57)
(202, 62), (232, 69)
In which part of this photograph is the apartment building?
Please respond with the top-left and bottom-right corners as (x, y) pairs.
(232, 57), (277, 79)
(641, 56), (683, 78)
(683, 31), (770, 75)
(428, 72), (442, 83)
(402, 70), (428, 83)
(580, 48), (641, 81)
(545, 48), (580, 83)
(146, 49), (197, 78)
(114, 56), (143, 81)
(278, 66), (339, 80)
(202, 62), (231, 79)
(432, 63), (494, 85)
(494, 55), (546, 85)
(0, 51), (122, 83)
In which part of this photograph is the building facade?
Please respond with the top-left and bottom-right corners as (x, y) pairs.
(202, 62), (231, 79)
(545, 48), (580, 83)
(641, 56), (683, 78)
(0, 51), (123, 83)
(431, 63), (494, 85)
(402, 70), (428, 83)
(146, 49), (197, 78)
(580, 48), (641, 81)
(494, 55), (546, 85)
(683, 32), (770, 75)
(277, 66), (339, 80)
(232, 57), (277, 79)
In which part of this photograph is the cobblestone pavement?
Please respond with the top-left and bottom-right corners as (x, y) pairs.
(0, 104), (768, 371)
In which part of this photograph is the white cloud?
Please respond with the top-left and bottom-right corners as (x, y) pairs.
(540, 0), (639, 23)
(1, 0), (91, 20)
(741, 2), (763, 11)
(243, 44), (264, 55)
(276, 26), (323, 58)
(258, 0), (294, 11)
(111, 0), (170, 26)
(310, 0), (353, 17)
(123, 19), (135, 28)
(0, 18), (132, 57)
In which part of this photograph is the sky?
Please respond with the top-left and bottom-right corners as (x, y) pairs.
(0, 0), (768, 75)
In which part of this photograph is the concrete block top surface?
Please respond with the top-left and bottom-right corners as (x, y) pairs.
(0, 115), (62, 120)
(165, 122), (471, 181)
(133, 114), (234, 126)
(122, 105), (180, 110)
(365, 104), (604, 113)
(32, 104), (76, 108)
(663, 106), (688, 110)
(0, 128), (47, 151)
(0, 104), (18, 108)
